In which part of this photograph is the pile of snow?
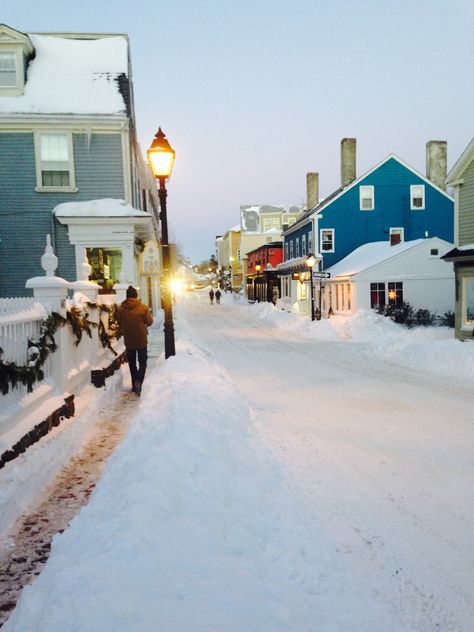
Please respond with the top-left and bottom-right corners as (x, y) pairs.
(3, 338), (355, 632)
(245, 301), (474, 381)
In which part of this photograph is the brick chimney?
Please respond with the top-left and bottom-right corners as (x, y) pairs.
(341, 138), (356, 188)
(426, 140), (447, 191)
(306, 172), (319, 210)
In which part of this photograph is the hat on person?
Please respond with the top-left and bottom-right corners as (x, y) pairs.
(126, 285), (138, 298)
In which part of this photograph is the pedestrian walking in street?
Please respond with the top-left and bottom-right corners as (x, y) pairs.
(215, 289), (221, 304)
(209, 289), (215, 304)
(117, 286), (153, 396)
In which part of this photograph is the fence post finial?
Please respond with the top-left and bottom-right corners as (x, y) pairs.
(41, 234), (58, 278)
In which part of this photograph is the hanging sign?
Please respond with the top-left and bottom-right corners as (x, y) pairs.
(139, 240), (161, 276)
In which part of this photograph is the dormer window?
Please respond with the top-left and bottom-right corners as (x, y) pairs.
(0, 52), (16, 87)
(0, 24), (35, 96)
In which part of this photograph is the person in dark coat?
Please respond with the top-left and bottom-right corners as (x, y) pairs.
(209, 289), (214, 304)
(215, 289), (221, 304)
(117, 286), (153, 396)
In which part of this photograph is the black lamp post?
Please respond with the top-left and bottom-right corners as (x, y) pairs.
(147, 127), (176, 359)
(305, 254), (316, 321)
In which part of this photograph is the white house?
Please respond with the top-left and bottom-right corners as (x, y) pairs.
(322, 237), (454, 317)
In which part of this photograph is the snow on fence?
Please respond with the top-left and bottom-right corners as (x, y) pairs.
(0, 239), (127, 465)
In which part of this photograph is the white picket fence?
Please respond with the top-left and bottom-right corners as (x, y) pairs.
(0, 294), (123, 449)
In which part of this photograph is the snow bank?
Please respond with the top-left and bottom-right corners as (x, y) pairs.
(245, 302), (474, 380)
(3, 335), (388, 632)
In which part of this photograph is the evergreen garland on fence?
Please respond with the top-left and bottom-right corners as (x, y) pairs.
(0, 303), (122, 396)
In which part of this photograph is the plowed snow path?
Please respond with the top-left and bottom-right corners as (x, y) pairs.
(0, 391), (137, 628)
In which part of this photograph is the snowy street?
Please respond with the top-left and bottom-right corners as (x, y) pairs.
(3, 291), (474, 631)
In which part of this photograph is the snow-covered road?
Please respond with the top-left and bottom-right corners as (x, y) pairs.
(3, 290), (474, 631)
(184, 292), (474, 631)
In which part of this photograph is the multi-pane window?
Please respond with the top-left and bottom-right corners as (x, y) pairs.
(289, 241), (294, 258)
(35, 133), (76, 190)
(40, 134), (70, 186)
(370, 282), (385, 309)
(302, 234), (306, 256)
(320, 229), (334, 252)
(410, 184), (425, 209)
(359, 185), (374, 210)
(388, 282), (403, 305)
(263, 217), (280, 231)
(285, 243), (289, 260)
(308, 231), (313, 254)
(0, 52), (16, 87)
(295, 238), (300, 257)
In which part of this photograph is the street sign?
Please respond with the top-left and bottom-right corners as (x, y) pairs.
(312, 271), (331, 279)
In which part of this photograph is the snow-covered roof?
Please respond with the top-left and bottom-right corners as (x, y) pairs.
(53, 199), (151, 218)
(326, 239), (426, 277)
(0, 34), (128, 115)
(446, 137), (474, 183)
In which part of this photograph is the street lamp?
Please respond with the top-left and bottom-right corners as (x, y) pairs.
(255, 263), (261, 302)
(305, 254), (317, 321)
(147, 127), (176, 359)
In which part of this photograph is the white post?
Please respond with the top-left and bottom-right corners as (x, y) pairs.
(26, 235), (71, 394)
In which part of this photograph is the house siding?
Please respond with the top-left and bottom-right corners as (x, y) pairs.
(458, 159), (474, 246)
(318, 157), (453, 269)
(0, 132), (124, 296)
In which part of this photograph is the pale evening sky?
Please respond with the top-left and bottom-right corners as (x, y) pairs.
(2, 0), (473, 263)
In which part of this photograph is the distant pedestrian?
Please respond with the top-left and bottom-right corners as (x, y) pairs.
(209, 289), (215, 304)
(215, 289), (221, 304)
(117, 286), (153, 396)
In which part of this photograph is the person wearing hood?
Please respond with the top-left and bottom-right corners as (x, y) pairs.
(117, 286), (153, 396)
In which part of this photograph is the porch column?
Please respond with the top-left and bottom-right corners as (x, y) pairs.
(120, 243), (135, 286)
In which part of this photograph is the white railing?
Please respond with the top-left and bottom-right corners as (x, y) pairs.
(0, 297), (122, 437)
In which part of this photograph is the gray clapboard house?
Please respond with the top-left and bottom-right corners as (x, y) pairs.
(442, 137), (474, 340)
(0, 23), (159, 297)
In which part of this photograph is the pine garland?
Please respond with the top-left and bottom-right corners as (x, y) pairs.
(0, 303), (121, 396)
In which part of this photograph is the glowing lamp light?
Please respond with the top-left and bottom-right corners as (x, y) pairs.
(170, 279), (183, 294)
(305, 254), (317, 269)
(255, 264), (262, 272)
(147, 128), (175, 179)
(388, 290), (397, 301)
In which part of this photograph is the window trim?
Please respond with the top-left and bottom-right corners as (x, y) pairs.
(320, 228), (335, 253)
(359, 185), (375, 211)
(410, 184), (425, 210)
(34, 131), (78, 193)
(461, 276), (474, 331)
(389, 227), (404, 245)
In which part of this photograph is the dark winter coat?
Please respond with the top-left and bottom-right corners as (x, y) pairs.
(118, 298), (153, 350)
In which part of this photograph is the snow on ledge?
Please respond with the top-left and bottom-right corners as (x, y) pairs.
(53, 199), (151, 218)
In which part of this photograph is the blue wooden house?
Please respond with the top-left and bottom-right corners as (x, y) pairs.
(0, 24), (159, 298)
(278, 138), (454, 313)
